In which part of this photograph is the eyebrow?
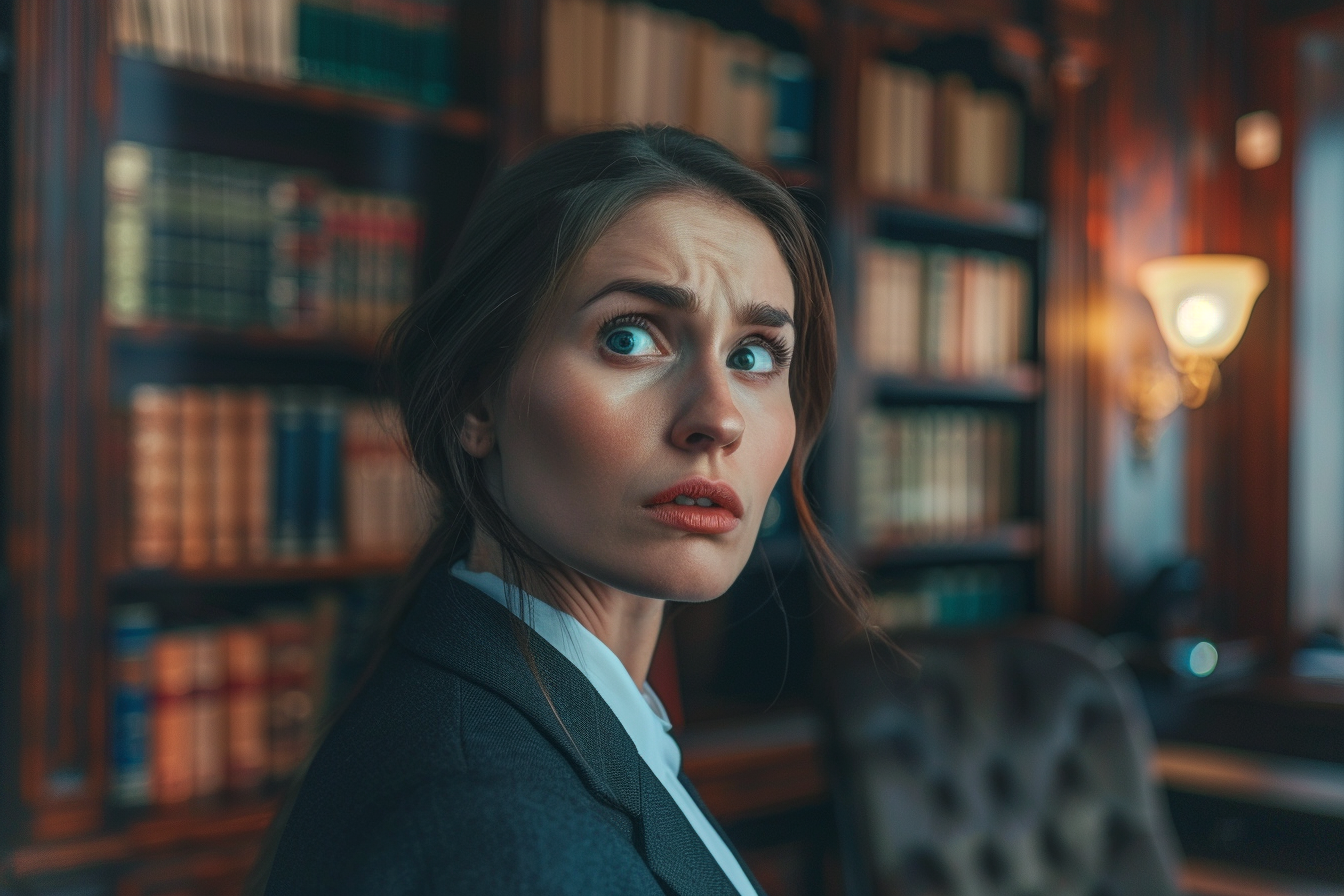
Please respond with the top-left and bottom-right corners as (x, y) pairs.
(583, 278), (795, 329)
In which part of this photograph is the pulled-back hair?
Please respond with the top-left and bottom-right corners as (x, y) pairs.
(247, 125), (872, 894)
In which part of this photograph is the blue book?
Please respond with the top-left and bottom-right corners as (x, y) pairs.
(110, 603), (157, 806)
(310, 390), (345, 558)
(272, 389), (307, 559)
(768, 52), (814, 164)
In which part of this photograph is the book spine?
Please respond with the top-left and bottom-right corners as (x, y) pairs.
(224, 623), (269, 792)
(190, 626), (226, 797)
(272, 388), (307, 559)
(150, 630), (196, 804)
(767, 51), (812, 163)
(179, 387), (214, 567)
(243, 388), (273, 562)
(308, 590), (344, 729)
(267, 171), (301, 330)
(265, 611), (315, 780)
(129, 384), (182, 568)
(146, 147), (175, 322)
(311, 390), (344, 558)
(104, 142), (153, 325)
(111, 603), (158, 806)
(212, 388), (245, 566)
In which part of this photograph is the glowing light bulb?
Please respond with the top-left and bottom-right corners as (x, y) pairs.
(1189, 641), (1219, 677)
(1174, 294), (1226, 347)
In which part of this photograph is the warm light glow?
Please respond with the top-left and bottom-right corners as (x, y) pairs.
(1174, 294), (1227, 346)
(1236, 111), (1282, 170)
(1136, 254), (1268, 363)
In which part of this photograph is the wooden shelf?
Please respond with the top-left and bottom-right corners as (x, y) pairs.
(6, 796), (279, 879)
(872, 365), (1042, 403)
(866, 188), (1045, 238)
(118, 55), (492, 140)
(109, 556), (410, 590)
(109, 322), (383, 361)
(858, 521), (1041, 568)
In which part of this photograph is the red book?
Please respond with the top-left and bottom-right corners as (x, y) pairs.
(150, 630), (195, 804)
(223, 623), (268, 793)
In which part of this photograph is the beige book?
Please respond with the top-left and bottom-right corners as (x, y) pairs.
(576, 0), (611, 126)
(179, 388), (214, 567)
(966, 413), (986, 531)
(892, 244), (924, 373)
(182, 0), (211, 70)
(212, 389), (245, 566)
(544, 0), (577, 131)
(190, 626), (226, 798)
(737, 36), (772, 161)
(660, 10), (691, 129)
(916, 411), (937, 538)
(946, 411), (970, 535)
(644, 8), (673, 126)
(224, 624), (268, 792)
(907, 68), (934, 194)
(687, 22), (729, 144)
(855, 410), (888, 546)
(151, 631), (195, 804)
(937, 72), (973, 194)
(984, 415), (1003, 526)
(130, 384), (182, 568)
(609, 3), (654, 124)
(242, 388), (271, 563)
(146, 0), (188, 65)
(114, 0), (150, 53)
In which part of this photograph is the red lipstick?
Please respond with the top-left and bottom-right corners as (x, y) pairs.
(643, 476), (744, 535)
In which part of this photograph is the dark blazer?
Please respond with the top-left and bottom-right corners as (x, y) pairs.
(263, 565), (765, 895)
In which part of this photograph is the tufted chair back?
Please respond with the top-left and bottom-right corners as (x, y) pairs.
(825, 618), (1181, 896)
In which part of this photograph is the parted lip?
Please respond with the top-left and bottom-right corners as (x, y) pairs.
(643, 476), (745, 519)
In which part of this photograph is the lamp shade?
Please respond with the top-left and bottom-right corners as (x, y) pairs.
(1136, 254), (1268, 362)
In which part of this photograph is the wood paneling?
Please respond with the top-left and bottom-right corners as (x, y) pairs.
(10, 0), (115, 839)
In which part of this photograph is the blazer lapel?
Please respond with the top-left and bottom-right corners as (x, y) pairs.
(393, 565), (741, 896)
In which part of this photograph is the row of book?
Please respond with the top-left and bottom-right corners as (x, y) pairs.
(106, 141), (421, 338)
(856, 408), (1020, 547)
(859, 61), (1023, 200)
(871, 565), (1024, 630)
(857, 242), (1033, 377)
(544, 0), (814, 164)
(110, 587), (385, 806)
(113, 0), (456, 106)
(129, 386), (433, 569)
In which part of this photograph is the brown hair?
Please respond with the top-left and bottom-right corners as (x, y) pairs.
(246, 125), (872, 893)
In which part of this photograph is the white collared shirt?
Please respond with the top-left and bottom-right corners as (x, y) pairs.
(449, 560), (756, 896)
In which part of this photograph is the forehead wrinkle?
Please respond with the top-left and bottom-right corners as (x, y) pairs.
(580, 278), (700, 314)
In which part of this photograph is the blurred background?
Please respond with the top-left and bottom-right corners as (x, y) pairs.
(2, 0), (1343, 893)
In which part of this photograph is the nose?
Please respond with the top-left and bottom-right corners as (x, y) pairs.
(670, 359), (745, 452)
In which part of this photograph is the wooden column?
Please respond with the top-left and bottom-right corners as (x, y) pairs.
(10, 0), (114, 839)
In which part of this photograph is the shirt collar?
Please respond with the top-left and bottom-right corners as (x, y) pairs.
(448, 561), (678, 767)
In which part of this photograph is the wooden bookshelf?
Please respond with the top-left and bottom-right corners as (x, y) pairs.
(2, 1), (1068, 893)
(108, 556), (410, 590)
(865, 189), (1045, 238)
(117, 55), (493, 141)
(871, 365), (1043, 403)
(857, 521), (1042, 569)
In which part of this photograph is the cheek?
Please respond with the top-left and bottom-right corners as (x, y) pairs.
(495, 355), (658, 527)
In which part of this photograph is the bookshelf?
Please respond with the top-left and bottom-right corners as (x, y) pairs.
(2, 0), (1061, 893)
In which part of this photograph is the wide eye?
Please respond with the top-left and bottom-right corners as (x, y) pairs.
(727, 344), (775, 372)
(604, 324), (658, 356)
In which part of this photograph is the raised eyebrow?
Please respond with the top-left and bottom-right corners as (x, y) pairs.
(582, 279), (699, 312)
(739, 301), (794, 330)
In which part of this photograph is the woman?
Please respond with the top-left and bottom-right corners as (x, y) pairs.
(255, 126), (870, 895)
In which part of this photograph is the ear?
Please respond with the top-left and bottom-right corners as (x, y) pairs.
(458, 395), (497, 458)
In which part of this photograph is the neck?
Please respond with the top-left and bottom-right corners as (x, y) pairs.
(465, 534), (665, 686)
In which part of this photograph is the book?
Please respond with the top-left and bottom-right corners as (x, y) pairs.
(212, 388), (246, 566)
(104, 141), (421, 340)
(111, 603), (158, 806)
(223, 623), (269, 792)
(178, 387), (214, 567)
(543, 0), (812, 164)
(190, 626), (227, 797)
(264, 609), (315, 780)
(150, 630), (196, 804)
(854, 408), (1021, 546)
(129, 384), (182, 568)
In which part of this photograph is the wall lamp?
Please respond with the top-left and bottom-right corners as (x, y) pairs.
(1126, 254), (1268, 457)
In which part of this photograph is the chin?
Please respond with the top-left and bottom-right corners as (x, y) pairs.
(577, 535), (756, 602)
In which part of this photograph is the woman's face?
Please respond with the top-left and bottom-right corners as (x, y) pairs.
(483, 192), (797, 602)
